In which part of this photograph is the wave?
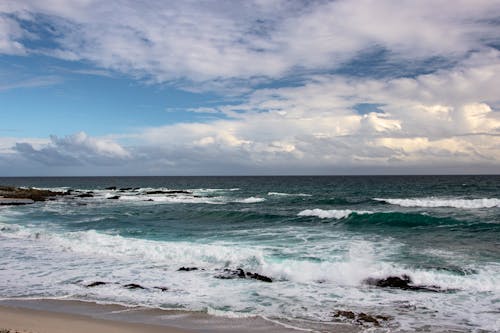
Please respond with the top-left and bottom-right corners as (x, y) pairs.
(374, 197), (500, 209)
(297, 209), (371, 219)
(233, 197), (266, 204)
(296, 210), (500, 233)
(268, 192), (312, 197)
(2, 224), (499, 300)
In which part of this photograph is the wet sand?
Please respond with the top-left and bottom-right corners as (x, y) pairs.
(0, 299), (358, 333)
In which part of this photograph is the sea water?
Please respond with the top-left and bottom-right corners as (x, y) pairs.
(0, 176), (499, 332)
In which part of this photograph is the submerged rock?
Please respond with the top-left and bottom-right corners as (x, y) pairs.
(105, 186), (117, 190)
(123, 283), (146, 290)
(77, 193), (94, 198)
(364, 274), (442, 292)
(146, 190), (192, 195)
(86, 281), (108, 287)
(178, 266), (199, 271)
(333, 310), (392, 327)
(214, 268), (273, 282)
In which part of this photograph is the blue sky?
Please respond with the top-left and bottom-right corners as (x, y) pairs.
(0, 0), (499, 175)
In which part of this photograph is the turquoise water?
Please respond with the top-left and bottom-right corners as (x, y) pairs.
(1, 176), (499, 332)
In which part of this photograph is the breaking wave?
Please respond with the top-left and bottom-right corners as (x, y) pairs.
(297, 209), (371, 219)
(374, 197), (500, 209)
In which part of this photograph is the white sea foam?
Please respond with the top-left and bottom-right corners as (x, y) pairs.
(375, 197), (500, 208)
(234, 197), (266, 203)
(2, 223), (500, 332)
(297, 209), (371, 219)
(268, 192), (312, 197)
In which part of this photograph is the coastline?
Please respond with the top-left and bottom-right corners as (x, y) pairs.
(0, 299), (359, 333)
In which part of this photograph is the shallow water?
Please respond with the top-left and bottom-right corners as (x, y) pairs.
(1, 176), (499, 332)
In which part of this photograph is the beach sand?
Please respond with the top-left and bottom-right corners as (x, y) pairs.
(0, 299), (359, 333)
(0, 305), (193, 333)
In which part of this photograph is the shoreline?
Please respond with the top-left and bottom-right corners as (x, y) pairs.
(0, 298), (359, 333)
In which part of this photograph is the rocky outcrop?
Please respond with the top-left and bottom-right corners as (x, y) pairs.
(0, 186), (68, 204)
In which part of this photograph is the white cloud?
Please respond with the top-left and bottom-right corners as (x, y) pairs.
(1, 1), (499, 174)
(13, 132), (131, 166)
(1, 0), (499, 83)
(0, 14), (27, 55)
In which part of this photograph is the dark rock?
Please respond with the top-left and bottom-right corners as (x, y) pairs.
(123, 283), (146, 290)
(146, 190), (192, 195)
(357, 313), (380, 326)
(105, 186), (117, 190)
(86, 281), (107, 287)
(333, 310), (356, 320)
(364, 274), (442, 292)
(119, 187), (133, 191)
(246, 272), (273, 283)
(214, 268), (272, 282)
(154, 286), (169, 292)
(333, 310), (390, 327)
(107, 195), (120, 200)
(178, 267), (199, 271)
(77, 193), (94, 198)
(0, 186), (69, 202)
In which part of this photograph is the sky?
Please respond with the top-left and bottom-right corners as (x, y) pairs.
(0, 0), (499, 176)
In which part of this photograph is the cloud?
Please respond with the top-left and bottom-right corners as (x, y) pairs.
(0, 75), (62, 91)
(0, 14), (27, 55)
(1, 0), (499, 85)
(1, 1), (499, 175)
(13, 132), (131, 166)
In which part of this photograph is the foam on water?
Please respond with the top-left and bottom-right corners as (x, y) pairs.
(268, 192), (312, 197)
(1, 222), (499, 331)
(297, 209), (372, 219)
(234, 197), (266, 204)
(374, 197), (500, 208)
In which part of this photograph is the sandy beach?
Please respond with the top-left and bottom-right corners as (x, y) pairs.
(0, 299), (355, 333)
(0, 305), (193, 333)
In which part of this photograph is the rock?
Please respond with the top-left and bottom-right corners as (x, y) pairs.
(246, 272), (273, 283)
(0, 186), (69, 202)
(333, 310), (390, 327)
(107, 195), (120, 200)
(105, 186), (117, 190)
(77, 193), (94, 198)
(214, 268), (272, 282)
(364, 274), (442, 292)
(119, 187), (133, 191)
(123, 283), (146, 290)
(146, 190), (192, 195)
(86, 281), (107, 287)
(357, 313), (380, 326)
(178, 267), (199, 271)
(333, 310), (356, 320)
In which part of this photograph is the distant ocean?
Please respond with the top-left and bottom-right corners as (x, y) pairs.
(1, 176), (499, 332)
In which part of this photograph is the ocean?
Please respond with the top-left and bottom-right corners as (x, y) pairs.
(0, 176), (499, 332)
